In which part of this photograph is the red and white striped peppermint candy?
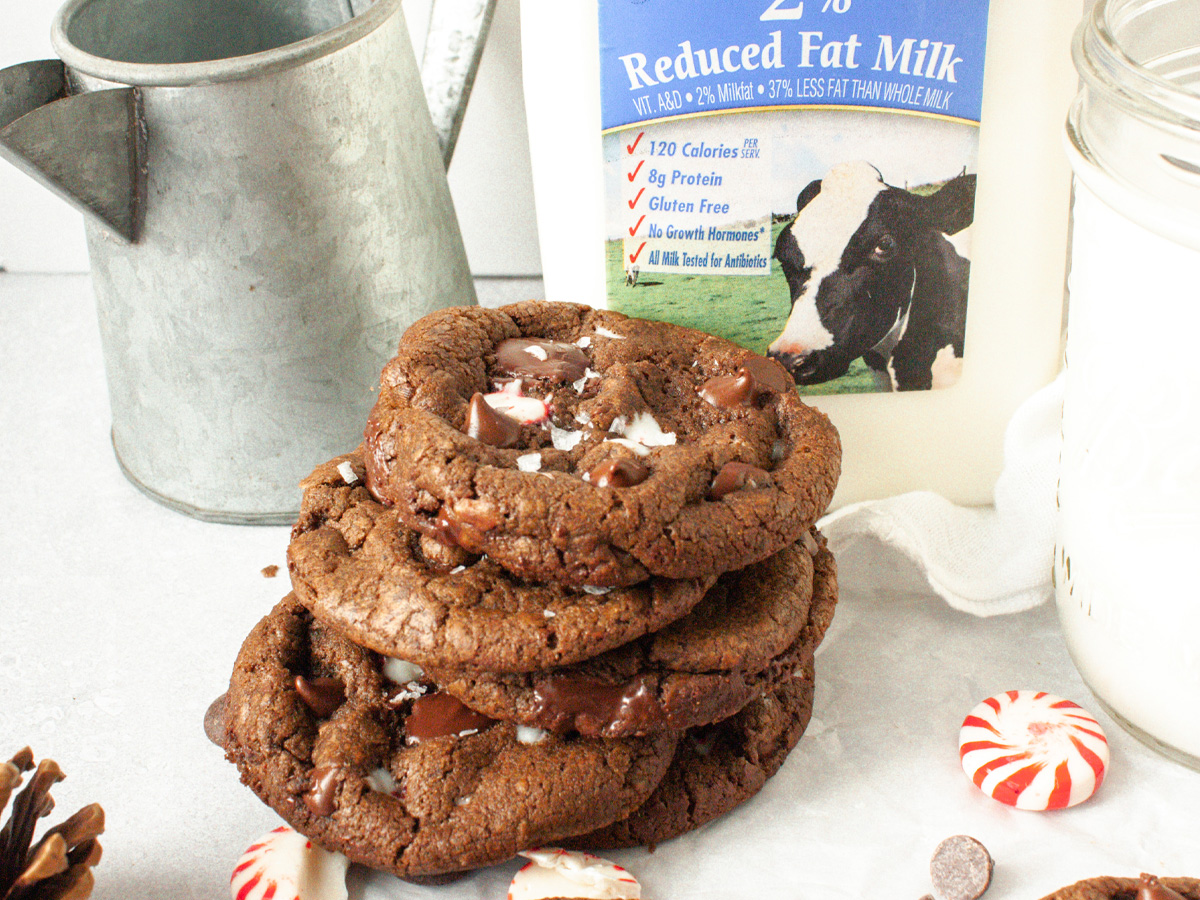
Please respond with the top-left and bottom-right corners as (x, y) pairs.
(231, 825), (349, 900)
(508, 848), (641, 900)
(959, 690), (1109, 810)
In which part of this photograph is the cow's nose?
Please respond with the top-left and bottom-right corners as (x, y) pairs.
(767, 349), (809, 382)
(768, 349), (823, 383)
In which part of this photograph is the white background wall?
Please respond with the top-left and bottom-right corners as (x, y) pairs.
(0, 0), (542, 275)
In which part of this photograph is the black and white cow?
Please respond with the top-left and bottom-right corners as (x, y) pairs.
(768, 161), (977, 391)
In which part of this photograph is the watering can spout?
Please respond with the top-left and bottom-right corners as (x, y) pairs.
(0, 60), (145, 242)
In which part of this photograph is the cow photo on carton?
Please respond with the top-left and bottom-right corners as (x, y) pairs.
(768, 160), (976, 392)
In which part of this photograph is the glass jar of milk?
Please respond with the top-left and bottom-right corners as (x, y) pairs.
(1057, 0), (1200, 768)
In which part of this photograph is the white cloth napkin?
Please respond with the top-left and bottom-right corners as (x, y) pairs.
(817, 375), (1065, 616)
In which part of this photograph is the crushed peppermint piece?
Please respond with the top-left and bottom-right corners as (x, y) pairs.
(575, 410), (592, 426)
(365, 767), (398, 795)
(382, 658), (424, 685)
(608, 415), (627, 434)
(603, 438), (650, 457)
(387, 682), (428, 704)
(575, 336), (593, 348)
(619, 411), (676, 447)
(337, 460), (358, 485)
(550, 425), (584, 451)
(517, 452), (543, 472)
(516, 726), (550, 745)
(450, 564), (467, 574)
(543, 609), (557, 618)
(455, 795), (472, 806)
(583, 585), (612, 595)
(572, 368), (602, 393)
(484, 381), (549, 424)
(594, 326), (625, 340)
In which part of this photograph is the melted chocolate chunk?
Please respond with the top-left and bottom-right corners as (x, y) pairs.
(532, 674), (663, 735)
(708, 462), (773, 500)
(586, 457), (650, 489)
(304, 764), (341, 817)
(432, 505), (500, 549)
(699, 355), (794, 409)
(737, 354), (794, 393)
(405, 692), (495, 744)
(1139, 875), (1188, 900)
(465, 392), (521, 448)
(294, 675), (345, 718)
(496, 338), (590, 383)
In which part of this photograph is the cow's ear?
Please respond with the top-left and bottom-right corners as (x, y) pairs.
(918, 173), (977, 234)
(796, 179), (822, 213)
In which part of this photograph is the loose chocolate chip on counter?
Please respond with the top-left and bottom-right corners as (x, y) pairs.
(465, 392), (522, 448)
(405, 692), (495, 745)
(304, 764), (342, 817)
(294, 676), (345, 718)
(1138, 874), (1189, 900)
(496, 338), (590, 383)
(930, 835), (993, 900)
(204, 693), (229, 748)
(708, 462), (773, 500)
(586, 457), (650, 489)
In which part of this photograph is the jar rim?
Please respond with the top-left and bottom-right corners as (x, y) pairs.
(1076, 0), (1200, 133)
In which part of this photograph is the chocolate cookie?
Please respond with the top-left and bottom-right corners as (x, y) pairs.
(221, 595), (678, 878)
(1038, 876), (1200, 900)
(288, 452), (714, 673)
(428, 539), (837, 738)
(568, 660), (816, 850)
(362, 302), (841, 587)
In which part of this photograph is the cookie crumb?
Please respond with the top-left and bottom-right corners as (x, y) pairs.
(930, 835), (993, 900)
(261, 564), (279, 578)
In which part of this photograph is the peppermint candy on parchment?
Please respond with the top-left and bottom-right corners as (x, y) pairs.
(508, 847), (641, 900)
(231, 825), (348, 900)
(958, 690), (1108, 810)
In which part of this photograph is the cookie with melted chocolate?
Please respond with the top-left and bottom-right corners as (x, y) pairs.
(220, 595), (678, 878)
(288, 451), (714, 673)
(362, 301), (841, 588)
(568, 658), (817, 850)
(426, 538), (838, 739)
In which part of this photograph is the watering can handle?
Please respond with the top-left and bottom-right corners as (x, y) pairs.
(421, 0), (499, 168)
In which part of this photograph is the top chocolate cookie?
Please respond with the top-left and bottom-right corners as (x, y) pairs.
(363, 302), (841, 587)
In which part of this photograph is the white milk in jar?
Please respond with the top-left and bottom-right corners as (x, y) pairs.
(520, 0), (1081, 508)
(1056, 0), (1200, 768)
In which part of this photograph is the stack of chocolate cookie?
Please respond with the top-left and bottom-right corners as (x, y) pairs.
(217, 302), (842, 879)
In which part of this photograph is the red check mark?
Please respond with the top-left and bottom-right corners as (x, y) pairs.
(627, 132), (644, 154)
(628, 215), (646, 236)
(628, 188), (645, 209)
(627, 160), (645, 181)
(628, 242), (647, 263)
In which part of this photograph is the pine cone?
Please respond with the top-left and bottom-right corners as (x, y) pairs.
(0, 749), (104, 900)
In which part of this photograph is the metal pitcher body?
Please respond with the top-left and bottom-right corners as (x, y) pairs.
(2, 0), (477, 523)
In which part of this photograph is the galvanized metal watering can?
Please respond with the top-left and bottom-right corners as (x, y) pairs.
(0, 0), (496, 523)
